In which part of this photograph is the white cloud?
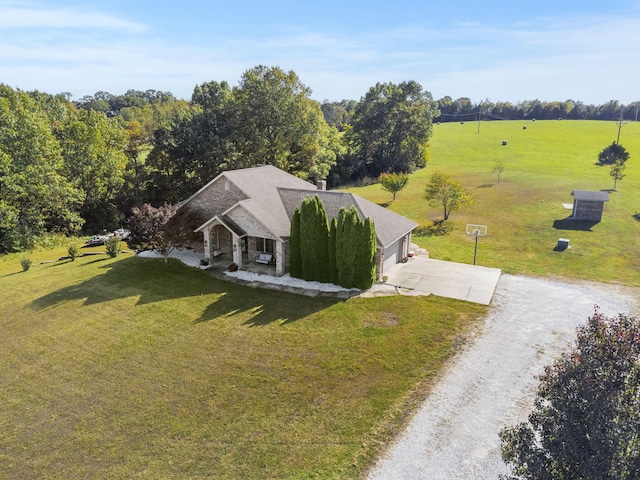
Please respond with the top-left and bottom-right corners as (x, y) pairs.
(0, 4), (146, 32)
(0, 3), (638, 103)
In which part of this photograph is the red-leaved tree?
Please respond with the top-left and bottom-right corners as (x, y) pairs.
(500, 309), (640, 479)
(128, 203), (177, 262)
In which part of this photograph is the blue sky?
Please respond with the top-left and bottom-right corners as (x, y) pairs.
(2, 0), (639, 103)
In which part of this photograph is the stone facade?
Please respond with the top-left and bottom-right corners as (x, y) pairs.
(190, 178), (247, 221)
(209, 225), (232, 257)
(226, 206), (274, 239)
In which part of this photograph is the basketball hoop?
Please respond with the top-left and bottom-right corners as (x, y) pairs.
(466, 224), (488, 265)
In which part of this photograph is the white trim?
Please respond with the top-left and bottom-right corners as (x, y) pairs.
(194, 214), (226, 233)
(222, 201), (285, 242)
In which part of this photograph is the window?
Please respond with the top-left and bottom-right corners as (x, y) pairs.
(255, 237), (274, 254)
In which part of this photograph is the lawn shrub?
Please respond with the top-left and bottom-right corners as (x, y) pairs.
(105, 237), (122, 258)
(67, 242), (80, 260)
(20, 257), (32, 271)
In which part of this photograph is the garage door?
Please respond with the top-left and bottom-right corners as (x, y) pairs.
(383, 241), (400, 274)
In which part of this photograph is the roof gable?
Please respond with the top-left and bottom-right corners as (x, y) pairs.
(179, 166), (417, 246)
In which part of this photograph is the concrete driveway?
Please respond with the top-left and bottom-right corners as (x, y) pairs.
(383, 257), (501, 305)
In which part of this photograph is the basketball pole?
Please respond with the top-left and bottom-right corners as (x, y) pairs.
(473, 232), (479, 265)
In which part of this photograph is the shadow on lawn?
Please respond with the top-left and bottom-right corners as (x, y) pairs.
(552, 217), (599, 231)
(633, 213), (640, 222)
(30, 256), (338, 326)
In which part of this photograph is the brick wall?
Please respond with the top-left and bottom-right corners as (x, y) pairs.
(190, 177), (247, 220)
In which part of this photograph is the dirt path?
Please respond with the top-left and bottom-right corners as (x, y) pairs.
(368, 274), (638, 479)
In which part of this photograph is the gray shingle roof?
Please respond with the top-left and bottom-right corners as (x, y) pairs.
(181, 165), (417, 245)
(571, 190), (610, 202)
(221, 167), (316, 238)
(278, 188), (418, 248)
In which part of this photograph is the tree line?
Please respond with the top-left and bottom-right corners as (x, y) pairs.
(2, 64), (638, 253)
(433, 97), (640, 122)
(0, 66), (438, 253)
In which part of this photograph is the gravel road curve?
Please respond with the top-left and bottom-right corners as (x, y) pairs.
(368, 274), (638, 480)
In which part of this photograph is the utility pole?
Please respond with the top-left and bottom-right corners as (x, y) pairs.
(616, 112), (626, 144)
(477, 111), (481, 134)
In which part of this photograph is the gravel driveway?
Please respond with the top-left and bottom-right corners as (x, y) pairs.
(368, 274), (639, 479)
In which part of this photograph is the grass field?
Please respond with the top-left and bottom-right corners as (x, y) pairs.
(349, 120), (640, 285)
(2, 119), (637, 478)
(0, 248), (485, 479)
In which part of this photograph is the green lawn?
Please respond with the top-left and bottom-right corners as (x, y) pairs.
(349, 120), (640, 285)
(0, 249), (485, 479)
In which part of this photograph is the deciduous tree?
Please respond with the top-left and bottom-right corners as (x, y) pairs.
(0, 85), (83, 252)
(424, 171), (473, 220)
(234, 66), (338, 181)
(146, 82), (237, 203)
(610, 161), (626, 189)
(56, 108), (128, 231)
(350, 81), (439, 177)
(500, 310), (640, 480)
(378, 172), (409, 201)
(128, 203), (178, 263)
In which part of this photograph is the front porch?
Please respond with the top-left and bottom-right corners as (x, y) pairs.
(203, 250), (278, 276)
(195, 219), (282, 276)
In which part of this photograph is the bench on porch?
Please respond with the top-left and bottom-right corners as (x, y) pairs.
(256, 253), (272, 265)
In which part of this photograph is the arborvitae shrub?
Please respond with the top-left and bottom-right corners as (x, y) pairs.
(289, 209), (302, 278)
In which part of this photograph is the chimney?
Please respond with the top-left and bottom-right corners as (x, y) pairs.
(316, 180), (327, 191)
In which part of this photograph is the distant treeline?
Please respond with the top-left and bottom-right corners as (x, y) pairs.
(320, 98), (640, 129)
(1, 66), (638, 253)
(435, 97), (639, 122)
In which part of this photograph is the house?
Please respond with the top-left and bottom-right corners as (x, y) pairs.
(571, 190), (609, 222)
(169, 165), (418, 279)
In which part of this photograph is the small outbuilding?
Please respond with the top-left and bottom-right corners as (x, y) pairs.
(571, 190), (609, 222)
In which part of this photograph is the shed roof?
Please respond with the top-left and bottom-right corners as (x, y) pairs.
(571, 190), (610, 202)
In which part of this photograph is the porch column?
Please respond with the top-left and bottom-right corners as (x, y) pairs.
(203, 227), (211, 260)
(232, 234), (243, 267)
(275, 240), (284, 275)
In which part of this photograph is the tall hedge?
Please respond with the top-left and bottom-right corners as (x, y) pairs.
(335, 207), (359, 288)
(299, 196), (329, 282)
(313, 197), (330, 282)
(354, 217), (377, 289)
(289, 208), (302, 278)
(292, 198), (376, 290)
(327, 217), (338, 284)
